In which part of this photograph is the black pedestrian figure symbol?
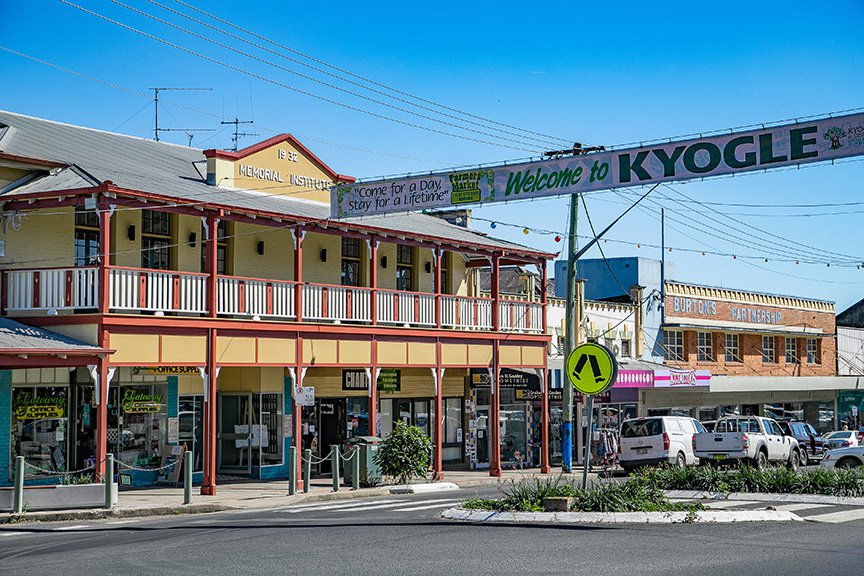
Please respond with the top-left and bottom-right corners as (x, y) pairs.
(571, 353), (604, 384)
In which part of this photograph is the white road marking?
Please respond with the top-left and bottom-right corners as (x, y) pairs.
(283, 499), (402, 513)
(105, 520), (135, 525)
(333, 498), (458, 512)
(394, 500), (461, 512)
(700, 500), (762, 509)
(0, 532), (26, 538)
(55, 525), (88, 531)
(772, 503), (833, 512)
(805, 508), (864, 523)
(287, 498), (459, 514)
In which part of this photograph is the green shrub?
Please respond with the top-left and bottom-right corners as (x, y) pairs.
(373, 421), (433, 485)
(632, 464), (864, 497)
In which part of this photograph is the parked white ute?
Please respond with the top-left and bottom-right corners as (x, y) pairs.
(619, 416), (707, 472)
(692, 416), (801, 470)
(820, 446), (864, 469)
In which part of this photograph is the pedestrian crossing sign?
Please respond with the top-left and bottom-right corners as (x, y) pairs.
(566, 342), (618, 396)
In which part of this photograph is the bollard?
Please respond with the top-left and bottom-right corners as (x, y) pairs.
(287, 446), (297, 496)
(13, 456), (24, 514)
(104, 453), (114, 509)
(183, 450), (193, 505)
(302, 449), (311, 493)
(331, 445), (340, 492)
(351, 447), (360, 491)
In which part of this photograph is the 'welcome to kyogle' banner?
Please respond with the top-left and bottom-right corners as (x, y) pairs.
(331, 112), (864, 218)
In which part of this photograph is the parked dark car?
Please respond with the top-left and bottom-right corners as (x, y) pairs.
(778, 421), (826, 465)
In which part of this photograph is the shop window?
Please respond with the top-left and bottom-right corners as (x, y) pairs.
(762, 336), (776, 363)
(200, 220), (230, 275)
(724, 333), (740, 362)
(341, 237), (362, 287)
(396, 245), (414, 291)
(807, 338), (820, 364)
(664, 330), (683, 361)
(11, 385), (69, 478)
(785, 337), (798, 364)
(109, 383), (167, 470)
(260, 393), (284, 465)
(621, 339), (631, 358)
(179, 395), (203, 472)
(696, 332), (713, 362)
(444, 398), (461, 444)
(141, 210), (172, 270)
(74, 206), (100, 267)
(439, 251), (451, 294)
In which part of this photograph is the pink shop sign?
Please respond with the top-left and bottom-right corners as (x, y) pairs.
(615, 370), (654, 388)
(653, 369), (711, 388)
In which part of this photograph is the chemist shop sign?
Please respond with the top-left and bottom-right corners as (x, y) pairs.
(13, 389), (67, 419)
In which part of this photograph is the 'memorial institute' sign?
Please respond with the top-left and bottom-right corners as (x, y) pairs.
(332, 112), (864, 218)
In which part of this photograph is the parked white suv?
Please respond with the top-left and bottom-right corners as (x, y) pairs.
(619, 416), (707, 472)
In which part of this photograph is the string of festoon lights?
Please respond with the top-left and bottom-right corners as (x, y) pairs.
(437, 213), (864, 269)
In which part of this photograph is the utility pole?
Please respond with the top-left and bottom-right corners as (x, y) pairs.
(543, 142), (604, 473)
(150, 87), (212, 142)
(220, 118), (257, 152)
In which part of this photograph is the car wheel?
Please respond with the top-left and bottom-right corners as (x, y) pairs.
(837, 458), (861, 469)
(753, 450), (768, 471)
(800, 451), (810, 467)
(787, 449), (800, 471)
(675, 452), (686, 469)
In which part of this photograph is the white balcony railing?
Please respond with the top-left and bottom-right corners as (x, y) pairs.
(5, 266), (98, 312)
(217, 276), (296, 319)
(109, 268), (207, 314)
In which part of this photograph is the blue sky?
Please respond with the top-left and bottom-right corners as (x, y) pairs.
(2, 1), (864, 308)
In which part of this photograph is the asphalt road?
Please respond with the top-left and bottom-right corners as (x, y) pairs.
(1, 485), (863, 576)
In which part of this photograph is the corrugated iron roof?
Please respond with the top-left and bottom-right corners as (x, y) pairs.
(0, 318), (102, 353)
(0, 110), (552, 257)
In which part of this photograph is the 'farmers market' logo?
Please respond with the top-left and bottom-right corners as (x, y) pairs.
(823, 126), (846, 150)
(449, 170), (495, 204)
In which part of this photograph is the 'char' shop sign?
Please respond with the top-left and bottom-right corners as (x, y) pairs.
(333, 112), (864, 218)
(122, 388), (165, 413)
(13, 390), (66, 419)
(342, 369), (402, 392)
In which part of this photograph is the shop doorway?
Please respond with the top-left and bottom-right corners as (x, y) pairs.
(474, 407), (490, 468)
(218, 394), (253, 475)
(317, 399), (344, 474)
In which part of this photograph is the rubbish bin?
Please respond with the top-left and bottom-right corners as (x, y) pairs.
(343, 436), (382, 487)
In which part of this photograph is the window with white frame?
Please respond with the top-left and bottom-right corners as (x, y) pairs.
(724, 333), (740, 362)
(807, 338), (820, 364)
(762, 336), (776, 363)
(664, 330), (683, 361)
(621, 339), (631, 358)
(785, 337), (798, 364)
(697, 332), (713, 361)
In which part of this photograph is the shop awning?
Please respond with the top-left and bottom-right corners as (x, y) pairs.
(0, 318), (110, 365)
(663, 316), (824, 337)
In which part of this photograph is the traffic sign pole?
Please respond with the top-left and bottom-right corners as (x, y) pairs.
(562, 194), (578, 473)
(582, 395), (594, 490)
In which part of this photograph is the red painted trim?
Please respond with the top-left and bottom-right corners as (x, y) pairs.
(98, 198), (111, 314)
(433, 339), (443, 480)
(540, 353), (550, 473)
(489, 340), (501, 477)
(266, 283), (274, 316)
(0, 356), (100, 367)
(201, 328), (218, 496)
(2, 196), (85, 212)
(203, 134), (356, 184)
(434, 249), (442, 329)
(207, 213), (219, 319)
(0, 152), (67, 169)
(0, 270), (7, 316)
(294, 230), (303, 323)
(64, 270), (74, 308)
(369, 238), (378, 326)
(0, 183), (108, 205)
(31, 272), (40, 309)
(0, 347), (110, 355)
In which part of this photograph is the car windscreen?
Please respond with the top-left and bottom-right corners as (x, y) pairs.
(827, 431), (852, 439)
(621, 419), (663, 438)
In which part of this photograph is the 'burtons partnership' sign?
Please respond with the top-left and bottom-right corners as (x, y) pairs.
(332, 113), (864, 218)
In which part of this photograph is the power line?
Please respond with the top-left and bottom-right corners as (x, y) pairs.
(61, 0), (543, 153)
(143, 0), (570, 150)
(170, 0), (574, 149)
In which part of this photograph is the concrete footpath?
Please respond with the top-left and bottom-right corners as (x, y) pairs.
(0, 468), (576, 524)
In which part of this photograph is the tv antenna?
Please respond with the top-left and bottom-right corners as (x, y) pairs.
(150, 87), (212, 142)
(156, 128), (216, 147)
(221, 118), (258, 152)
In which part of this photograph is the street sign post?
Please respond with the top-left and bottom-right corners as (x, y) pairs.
(567, 343), (618, 489)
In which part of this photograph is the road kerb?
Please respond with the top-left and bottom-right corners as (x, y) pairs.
(440, 506), (803, 524)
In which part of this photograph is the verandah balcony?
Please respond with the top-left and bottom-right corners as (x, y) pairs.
(2, 266), (544, 333)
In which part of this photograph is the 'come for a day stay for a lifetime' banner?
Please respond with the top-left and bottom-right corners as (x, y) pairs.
(331, 112), (864, 218)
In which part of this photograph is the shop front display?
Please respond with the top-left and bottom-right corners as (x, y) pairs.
(12, 384), (69, 479)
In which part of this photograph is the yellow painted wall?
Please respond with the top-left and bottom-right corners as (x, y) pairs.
(112, 207), (139, 267)
(0, 166), (29, 187)
(175, 214), (203, 273)
(258, 338), (295, 364)
(177, 374), (203, 395)
(339, 340), (371, 364)
(110, 333), (160, 364)
(303, 339), (338, 364)
(443, 368), (467, 396)
(0, 207), (74, 268)
(451, 253), (468, 296)
(225, 140), (335, 203)
(442, 343), (468, 366)
(408, 342), (435, 365)
(468, 344), (493, 365)
(302, 232), (342, 285)
(377, 242), (397, 290)
(377, 368), (434, 398)
(232, 222), (294, 280)
(161, 335), (207, 363)
(304, 367), (367, 397)
(499, 345), (522, 365)
(416, 247), (434, 293)
(216, 336), (256, 363)
(378, 341), (407, 365)
(521, 345), (545, 367)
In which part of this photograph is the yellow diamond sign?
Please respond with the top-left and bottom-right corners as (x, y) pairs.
(566, 342), (618, 396)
